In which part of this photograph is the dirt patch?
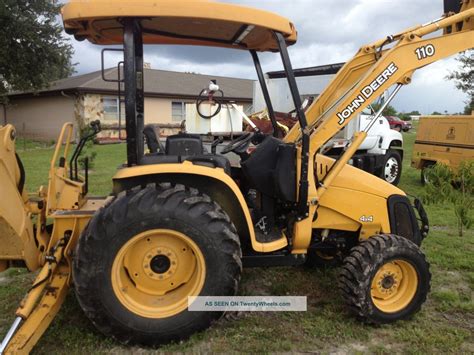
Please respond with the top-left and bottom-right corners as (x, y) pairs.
(328, 342), (368, 354)
(437, 311), (474, 332)
(431, 225), (450, 231)
(435, 270), (471, 294)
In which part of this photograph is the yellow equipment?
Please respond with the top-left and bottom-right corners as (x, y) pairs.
(412, 113), (474, 183)
(0, 0), (473, 352)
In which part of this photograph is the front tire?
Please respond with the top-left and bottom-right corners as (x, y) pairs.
(339, 234), (430, 324)
(73, 183), (242, 346)
(380, 150), (402, 185)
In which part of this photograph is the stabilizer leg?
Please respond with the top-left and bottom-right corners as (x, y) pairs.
(3, 265), (70, 354)
(0, 239), (71, 354)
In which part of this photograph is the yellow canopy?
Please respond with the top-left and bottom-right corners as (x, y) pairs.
(61, 0), (297, 51)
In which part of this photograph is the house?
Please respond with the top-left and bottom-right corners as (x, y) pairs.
(1, 68), (254, 141)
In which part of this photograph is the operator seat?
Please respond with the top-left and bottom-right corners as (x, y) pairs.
(143, 124), (165, 154)
(165, 133), (204, 155)
(140, 127), (231, 174)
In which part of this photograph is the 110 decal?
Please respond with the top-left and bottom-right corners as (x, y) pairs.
(415, 44), (436, 60)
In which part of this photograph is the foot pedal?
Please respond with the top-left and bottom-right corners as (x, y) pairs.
(254, 216), (285, 243)
(253, 215), (288, 250)
(255, 229), (284, 243)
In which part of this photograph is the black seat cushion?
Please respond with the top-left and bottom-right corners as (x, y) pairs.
(185, 155), (231, 175)
(139, 153), (231, 175)
(139, 154), (181, 165)
(166, 133), (203, 156)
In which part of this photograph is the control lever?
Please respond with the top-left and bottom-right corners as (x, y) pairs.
(89, 119), (101, 133)
(211, 136), (224, 154)
(69, 120), (102, 182)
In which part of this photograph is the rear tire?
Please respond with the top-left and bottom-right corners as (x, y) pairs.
(73, 183), (242, 346)
(339, 234), (430, 324)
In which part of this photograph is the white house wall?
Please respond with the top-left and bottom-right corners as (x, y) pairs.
(4, 95), (76, 141)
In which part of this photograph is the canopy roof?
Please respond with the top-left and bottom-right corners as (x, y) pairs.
(61, 0), (297, 52)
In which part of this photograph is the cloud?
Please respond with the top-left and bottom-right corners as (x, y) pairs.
(68, 0), (468, 114)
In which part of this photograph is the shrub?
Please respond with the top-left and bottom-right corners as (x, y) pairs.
(423, 161), (473, 236)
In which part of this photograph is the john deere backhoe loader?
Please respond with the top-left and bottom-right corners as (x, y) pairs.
(0, 0), (473, 352)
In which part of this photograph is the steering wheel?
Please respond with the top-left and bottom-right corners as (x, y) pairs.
(221, 132), (254, 154)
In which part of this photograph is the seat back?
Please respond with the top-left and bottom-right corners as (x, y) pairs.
(241, 136), (296, 202)
(166, 133), (204, 156)
(143, 124), (162, 153)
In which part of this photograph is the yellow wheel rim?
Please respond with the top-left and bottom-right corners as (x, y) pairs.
(111, 229), (206, 318)
(370, 259), (418, 313)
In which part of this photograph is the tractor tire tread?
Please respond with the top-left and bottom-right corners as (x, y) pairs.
(73, 183), (242, 346)
(338, 234), (431, 324)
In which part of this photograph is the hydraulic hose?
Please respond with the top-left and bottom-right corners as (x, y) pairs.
(196, 89), (224, 119)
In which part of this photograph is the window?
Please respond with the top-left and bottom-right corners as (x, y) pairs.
(103, 97), (124, 121)
(172, 101), (186, 122)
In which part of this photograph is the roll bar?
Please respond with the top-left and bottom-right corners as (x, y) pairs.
(123, 19), (145, 166)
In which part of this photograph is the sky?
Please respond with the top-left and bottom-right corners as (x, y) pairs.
(66, 0), (469, 114)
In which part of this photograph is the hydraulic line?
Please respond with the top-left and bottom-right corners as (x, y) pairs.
(196, 88), (224, 119)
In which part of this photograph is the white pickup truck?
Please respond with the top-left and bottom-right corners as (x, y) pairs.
(323, 109), (404, 185)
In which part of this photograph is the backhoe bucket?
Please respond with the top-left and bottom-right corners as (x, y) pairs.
(0, 125), (38, 271)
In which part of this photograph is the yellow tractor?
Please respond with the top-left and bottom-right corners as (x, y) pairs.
(0, 0), (473, 352)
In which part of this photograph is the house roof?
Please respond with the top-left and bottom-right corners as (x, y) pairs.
(9, 68), (254, 101)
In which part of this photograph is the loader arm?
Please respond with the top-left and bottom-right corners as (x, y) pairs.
(284, 3), (474, 152)
(285, 2), (473, 251)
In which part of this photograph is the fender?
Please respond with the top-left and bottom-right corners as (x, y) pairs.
(112, 161), (286, 253)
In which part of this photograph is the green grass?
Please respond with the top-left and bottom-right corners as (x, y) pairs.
(16, 141), (126, 196)
(1, 127), (473, 354)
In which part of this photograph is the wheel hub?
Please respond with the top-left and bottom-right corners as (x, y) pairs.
(150, 255), (171, 274)
(377, 272), (398, 296)
(142, 246), (178, 281)
(384, 157), (399, 183)
(372, 262), (402, 298)
(381, 275), (395, 290)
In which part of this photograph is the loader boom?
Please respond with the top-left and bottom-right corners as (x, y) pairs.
(284, 3), (474, 152)
(283, 2), (473, 236)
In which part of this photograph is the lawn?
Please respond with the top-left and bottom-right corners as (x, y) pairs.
(0, 127), (473, 354)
